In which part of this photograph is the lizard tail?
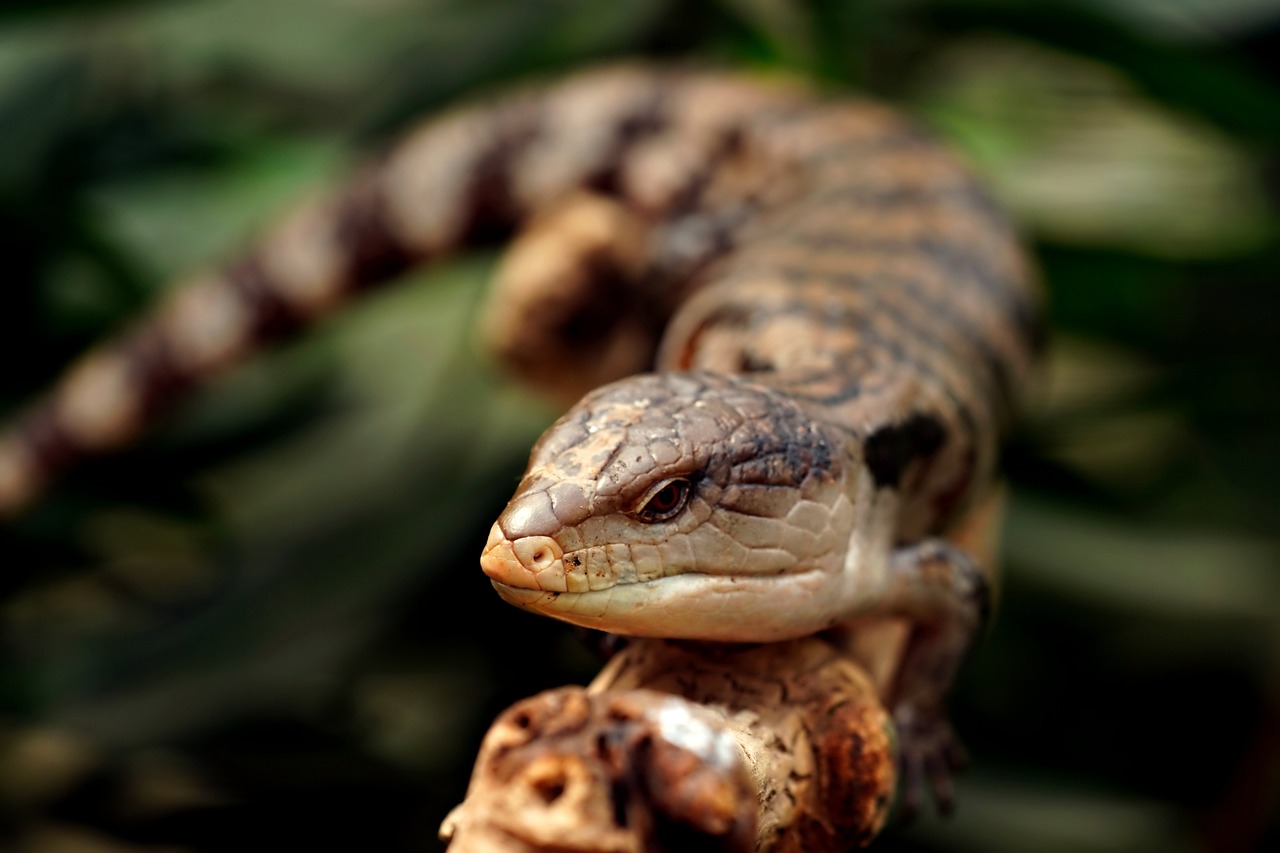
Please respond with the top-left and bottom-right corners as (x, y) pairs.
(0, 65), (693, 516)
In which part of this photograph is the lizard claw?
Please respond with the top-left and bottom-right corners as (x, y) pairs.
(893, 706), (966, 820)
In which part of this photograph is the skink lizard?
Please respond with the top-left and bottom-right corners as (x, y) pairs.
(0, 66), (1040, 813)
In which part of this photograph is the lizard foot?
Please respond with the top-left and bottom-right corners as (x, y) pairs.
(892, 705), (968, 820)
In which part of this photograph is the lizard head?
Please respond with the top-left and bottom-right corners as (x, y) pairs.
(481, 372), (857, 641)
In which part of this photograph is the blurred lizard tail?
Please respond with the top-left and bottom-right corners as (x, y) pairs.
(0, 65), (697, 517)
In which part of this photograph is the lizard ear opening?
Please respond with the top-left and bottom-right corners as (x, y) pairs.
(633, 478), (690, 523)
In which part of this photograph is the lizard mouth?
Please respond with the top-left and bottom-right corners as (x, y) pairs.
(489, 567), (839, 643)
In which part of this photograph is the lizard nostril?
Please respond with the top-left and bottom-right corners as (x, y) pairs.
(514, 536), (563, 572)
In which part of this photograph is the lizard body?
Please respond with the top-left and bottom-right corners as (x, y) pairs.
(0, 66), (1040, 813)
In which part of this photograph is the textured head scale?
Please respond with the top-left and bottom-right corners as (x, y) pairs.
(481, 372), (857, 641)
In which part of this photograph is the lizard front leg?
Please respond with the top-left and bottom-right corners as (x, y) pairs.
(482, 189), (752, 408)
(878, 538), (991, 818)
(481, 191), (662, 407)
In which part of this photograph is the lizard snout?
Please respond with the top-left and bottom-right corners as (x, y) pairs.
(481, 524), (567, 592)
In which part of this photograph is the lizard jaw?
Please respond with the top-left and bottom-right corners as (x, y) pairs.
(489, 568), (845, 643)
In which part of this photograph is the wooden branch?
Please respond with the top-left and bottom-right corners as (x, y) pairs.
(441, 636), (895, 852)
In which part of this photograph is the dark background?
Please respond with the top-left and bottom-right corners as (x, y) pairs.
(1, 1), (1278, 850)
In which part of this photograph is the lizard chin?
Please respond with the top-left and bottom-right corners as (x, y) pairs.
(490, 568), (846, 643)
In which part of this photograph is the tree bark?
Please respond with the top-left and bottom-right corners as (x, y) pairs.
(441, 636), (895, 852)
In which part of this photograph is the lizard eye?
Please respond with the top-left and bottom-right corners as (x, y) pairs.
(634, 478), (690, 523)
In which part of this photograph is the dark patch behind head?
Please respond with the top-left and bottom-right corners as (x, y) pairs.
(863, 413), (946, 489)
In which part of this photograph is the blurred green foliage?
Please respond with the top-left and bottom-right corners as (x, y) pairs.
(0, 1), (1278, 850)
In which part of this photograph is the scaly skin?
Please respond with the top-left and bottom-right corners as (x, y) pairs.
(0, 66), (1040, 815)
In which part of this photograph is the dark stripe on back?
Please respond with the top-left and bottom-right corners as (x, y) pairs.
(758, 235), (1038, 354)
(787, 231), (1012, 289)
(800, 182), (1016, 235)
(735, 261), (1021, 415)
(801, 124), (937, 167)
